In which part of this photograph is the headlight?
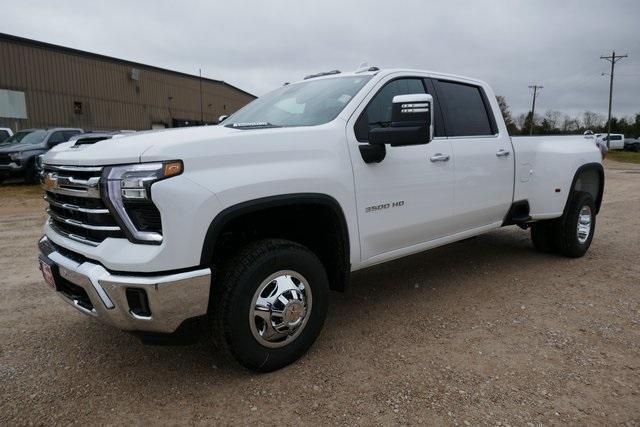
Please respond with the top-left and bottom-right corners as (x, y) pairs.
(102, 161), (183, 244)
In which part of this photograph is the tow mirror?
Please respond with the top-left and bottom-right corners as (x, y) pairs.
(369, 94), (433, 146)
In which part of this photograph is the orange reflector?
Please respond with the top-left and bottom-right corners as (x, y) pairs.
(163, 161), (183, 177)
(43, 174), (56, 191)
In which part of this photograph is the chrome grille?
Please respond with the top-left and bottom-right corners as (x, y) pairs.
(44, 165), (124, 245)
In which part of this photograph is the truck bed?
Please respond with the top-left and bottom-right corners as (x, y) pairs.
(511, 135), (602, 219)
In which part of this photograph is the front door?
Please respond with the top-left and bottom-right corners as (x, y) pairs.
(347, 76), (457, 261)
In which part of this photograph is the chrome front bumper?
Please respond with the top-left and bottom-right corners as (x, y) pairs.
(38, 236), (211, 333)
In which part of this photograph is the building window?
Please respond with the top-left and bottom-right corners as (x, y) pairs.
(74, 101), (83, 115)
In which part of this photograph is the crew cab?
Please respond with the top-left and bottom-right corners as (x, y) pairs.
(38, 67), (603, 371)
(0, 127), (82, 183)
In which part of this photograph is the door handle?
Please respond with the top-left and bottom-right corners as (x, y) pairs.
(496, 149), (511, 157)
(429, 153), (450, 162)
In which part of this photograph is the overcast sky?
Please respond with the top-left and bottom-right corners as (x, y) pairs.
(4, 0), (639, 118)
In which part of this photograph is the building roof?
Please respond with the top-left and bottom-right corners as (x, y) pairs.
(0, 32), (255, 99)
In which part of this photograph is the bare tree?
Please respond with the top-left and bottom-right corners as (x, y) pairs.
(561, 115), (580, 133)
(544, 110), (563, 130)
(515, 113), (527, 131)
(582, 111), (604, 131)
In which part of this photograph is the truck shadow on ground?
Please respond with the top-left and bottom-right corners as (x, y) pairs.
(58, 226), (554, 383)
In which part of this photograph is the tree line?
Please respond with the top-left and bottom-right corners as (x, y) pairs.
(496, 96), (640, 137)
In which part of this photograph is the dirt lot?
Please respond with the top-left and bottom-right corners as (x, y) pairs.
(1, 160), (639, 425)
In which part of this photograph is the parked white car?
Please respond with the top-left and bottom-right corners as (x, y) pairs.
(39, 67), (604, 371)
(596, 133), (625, 150)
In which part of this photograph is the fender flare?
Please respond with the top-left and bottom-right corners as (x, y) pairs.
(199, 193), (350, 267)
(565, 162), (604, 215)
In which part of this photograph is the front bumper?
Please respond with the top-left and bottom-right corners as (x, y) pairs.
(0, 162), (26, 173)
(38, 236), (211, 333)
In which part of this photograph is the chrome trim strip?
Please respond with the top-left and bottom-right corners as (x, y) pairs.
(45, 165), (103, 173)
(43, 172), (101, 198)
(48, 210), (120, 231)
(56, 175), (101, 188)
(44, 194), (110, 214)
(48, 219), (101, 247)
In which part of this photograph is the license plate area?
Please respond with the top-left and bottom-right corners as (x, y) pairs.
(39, 258), (57, 290)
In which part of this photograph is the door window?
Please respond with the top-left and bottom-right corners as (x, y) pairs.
(355, 78), (427, 141)
(436, 80), (495, 137)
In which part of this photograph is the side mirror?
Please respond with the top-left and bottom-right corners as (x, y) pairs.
(369, 94), (433, 146)
(218, 115), (228, 124)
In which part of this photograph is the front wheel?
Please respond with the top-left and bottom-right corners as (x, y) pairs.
(210, 239), (329, 372)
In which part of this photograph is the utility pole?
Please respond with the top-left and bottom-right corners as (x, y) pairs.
(199, 68), (204, 125)
(528, 84), (543, 135)
(600, 51), (627, 148)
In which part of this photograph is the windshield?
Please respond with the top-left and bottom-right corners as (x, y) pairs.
(224, 76), (372, 128)
(2, 130), (46, 145)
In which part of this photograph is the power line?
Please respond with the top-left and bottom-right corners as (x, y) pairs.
(528, 84), (543, 135)
(600, 51), (628, 147)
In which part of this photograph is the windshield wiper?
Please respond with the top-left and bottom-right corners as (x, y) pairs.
(226, 121), (281, 129)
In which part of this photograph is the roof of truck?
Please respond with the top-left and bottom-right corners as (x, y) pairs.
(296, 67), (487, 87)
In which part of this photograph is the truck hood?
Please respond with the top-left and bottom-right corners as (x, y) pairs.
(44, 124), (331, 166)
(44, 126), (241, 166)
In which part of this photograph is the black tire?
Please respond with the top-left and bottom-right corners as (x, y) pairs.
(555, 191), (596, 258)
(530, 219), (559, 253)
(210, 239), (329, 372)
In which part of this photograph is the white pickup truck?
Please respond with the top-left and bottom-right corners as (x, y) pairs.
(39, 67), (604, 371)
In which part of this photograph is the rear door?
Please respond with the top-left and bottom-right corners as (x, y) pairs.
(347, 75), (456, 260)
(433, 79), (514, 231)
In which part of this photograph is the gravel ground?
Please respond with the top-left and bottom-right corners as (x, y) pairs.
(1, 160), (639, 425)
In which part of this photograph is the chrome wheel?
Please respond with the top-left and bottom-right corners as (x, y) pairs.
(249, 270), (312, 348)
(577, 205), (592, 244)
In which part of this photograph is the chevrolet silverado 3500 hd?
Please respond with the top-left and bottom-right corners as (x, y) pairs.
(39, 67), (604, 371)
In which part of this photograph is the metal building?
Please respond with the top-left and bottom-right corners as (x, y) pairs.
(0, 33), (255, 131)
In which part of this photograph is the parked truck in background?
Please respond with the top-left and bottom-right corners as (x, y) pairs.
(595, 133), (625, 150)
(38, 67), (603, 371)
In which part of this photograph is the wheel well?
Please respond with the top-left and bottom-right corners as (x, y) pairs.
(201, 195), (350, 292)
(571, 163), (604, 214)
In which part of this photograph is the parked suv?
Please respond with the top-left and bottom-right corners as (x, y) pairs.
(39, 68), (603, 371)
(0, 128), (82, 183)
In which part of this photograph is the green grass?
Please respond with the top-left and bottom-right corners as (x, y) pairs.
(608, 150), (640, 164)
